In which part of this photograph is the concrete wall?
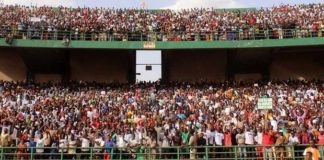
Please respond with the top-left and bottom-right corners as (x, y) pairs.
(230, 49), (272, 81)
(234, 73), (262, 81)
(34, 74), (62, 83)
(165, 50), (227, 82)
(1, 47), (323, 82)
(69, 50), (130, 83)
(0, 49), (26, 81)
(270, 52), (324, 80)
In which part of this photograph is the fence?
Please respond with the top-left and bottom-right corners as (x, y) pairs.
(1, 28), (324, 42)
(0, 144), (322, 160)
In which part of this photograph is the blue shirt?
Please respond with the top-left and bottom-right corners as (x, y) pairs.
(128, 97), (134, 104)
(104, 141), (114, 153)
(28, 140), (36, 152)
(51, 140), (59, 153)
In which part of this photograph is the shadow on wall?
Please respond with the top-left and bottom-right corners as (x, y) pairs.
(166, 50), (227, 82)
(34, 74), (62, 83)
(0, 50), (26, 81)
(69, 50), (129, 83)
(234, 73), (262, 82)
(270, 52), (324, 80)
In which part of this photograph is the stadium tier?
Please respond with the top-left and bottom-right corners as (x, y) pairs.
(1, 4), (324, 49)
(0, 4), (324, 42)
(0, 3), (324, 160)
(0, 80), (323, 160)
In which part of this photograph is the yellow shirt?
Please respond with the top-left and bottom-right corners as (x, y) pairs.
(0, 133), (10, 147)
(127, 111), (134, 115)
(303, 147), (320, 160)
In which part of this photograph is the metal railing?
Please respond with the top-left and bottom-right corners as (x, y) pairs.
(0, 144), (323, 160)
(1, 28), (324, 42)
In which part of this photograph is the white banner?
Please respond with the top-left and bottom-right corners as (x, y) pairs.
(257, 98), (273, 109)
(30, 17), (41, 22)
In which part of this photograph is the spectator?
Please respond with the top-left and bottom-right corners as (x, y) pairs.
(305, 151), (313, 160)
(80, 133), (90, 159)
(189, 131), (197, 160)
(197, 132), (206, 159)
(35, 133), (45, 159)
(17, 140), (28, 160)
(303, 140), (321, 160)
(236, 128), (247, 159)
(0, 4), (323, 41)
(0, 79), (322, 159)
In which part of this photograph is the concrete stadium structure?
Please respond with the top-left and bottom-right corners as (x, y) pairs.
(0, 41), (323, 83)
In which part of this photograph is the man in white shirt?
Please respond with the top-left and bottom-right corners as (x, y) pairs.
(116, 133), (126, 152)
(206, 129), (215, 145)
(36, 134), (45, 159)
(288, 133), (299, 145)
(128, 134), (139, 153)
(87, 108), (94, 122)
(215, 129), (224, 158)
(80, 134), (90, 159)
(244, 127), (255, 158)
(245, 127), (255, 145)
(154, 124), (163, 155)
(236, 129), (247, 159)
(215, 130), (224, 146)
(270, 117), (278, 132)
(206, 128), (216, 158)
(124, 131), (132, 143)
(135, 128), (143, 144)
(93, 133), (104, 154)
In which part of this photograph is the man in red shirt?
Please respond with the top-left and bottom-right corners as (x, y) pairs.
(318, 131), (324, 152)
(224, 129), (232, 146)
(262, 128), (275, 159)
(318, 131), (324, 145)
(224, 129), (232, 158)
(301, 129), (310, 144)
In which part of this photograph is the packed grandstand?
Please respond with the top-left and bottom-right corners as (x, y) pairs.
(0, 80), (323, 159)
(0, 2), (324, 160)
(0, 3), (324, 41)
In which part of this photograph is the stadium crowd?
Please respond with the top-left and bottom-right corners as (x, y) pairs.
(0, 3), (324, 41)
(0, 80), (323, 160)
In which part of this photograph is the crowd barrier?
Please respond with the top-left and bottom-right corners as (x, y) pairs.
(0, 144), (322, 160)
(1, 28), (324, 42)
